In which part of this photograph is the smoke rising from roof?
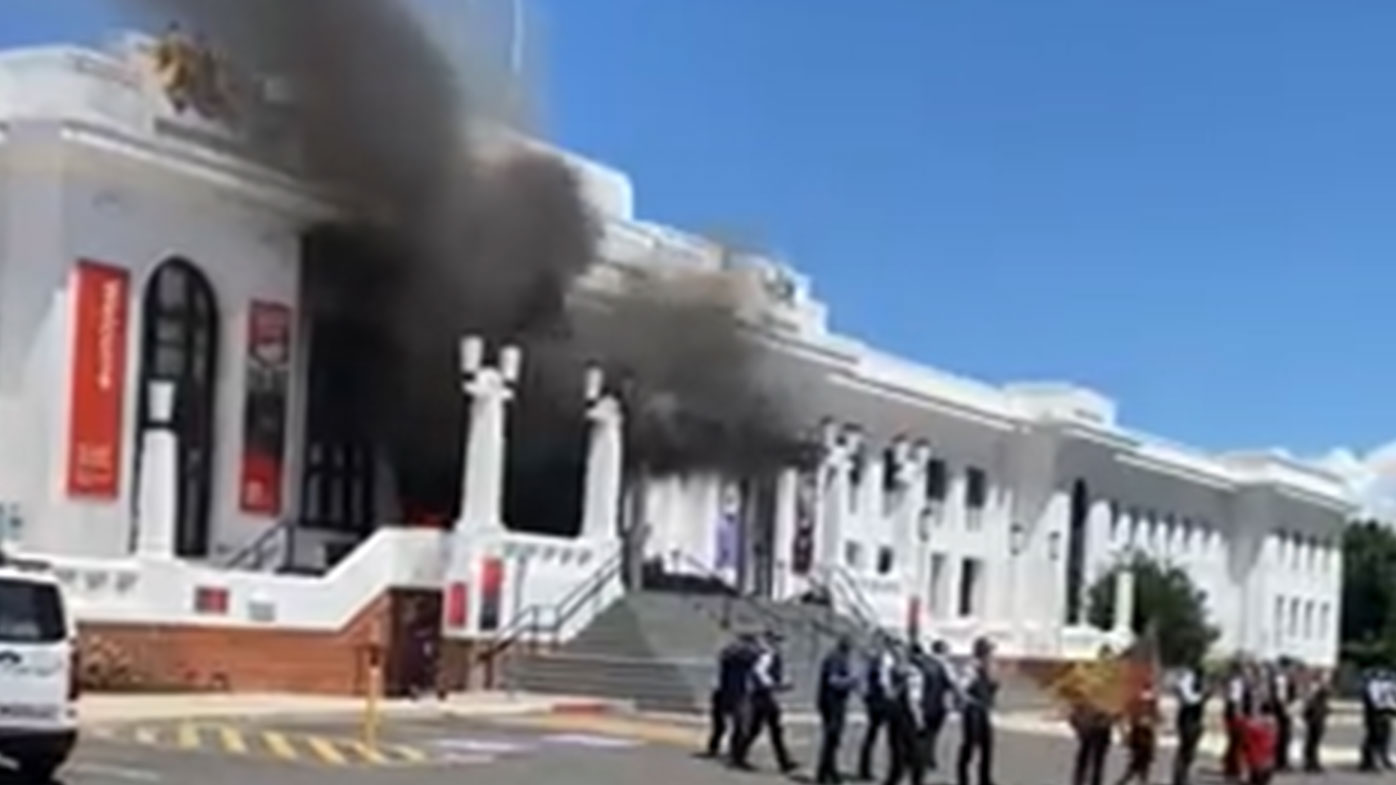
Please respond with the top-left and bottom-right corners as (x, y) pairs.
(121, 0), (809, 520)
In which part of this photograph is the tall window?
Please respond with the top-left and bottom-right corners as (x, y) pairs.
(925, 459), (948, 503)
(138, 258), (218, 558)
(928, 552), (947, 615)
(1064, 480), (1089, 624)
(958, 557), (982, 618)
(881, 447), (900, 516)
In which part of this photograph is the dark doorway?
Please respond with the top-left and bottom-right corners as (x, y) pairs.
(1065, 479), (1090, 624)
(138, 258), (219, 558)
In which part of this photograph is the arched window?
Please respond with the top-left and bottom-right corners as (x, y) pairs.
(137, 258), (218, 558)
(1065, 479), (1089, 624)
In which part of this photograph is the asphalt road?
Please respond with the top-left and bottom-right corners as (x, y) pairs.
(9, 710), (1385, 785)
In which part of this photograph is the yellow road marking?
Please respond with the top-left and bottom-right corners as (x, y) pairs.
(348, 740), (390, 765)
(176, 723), (200, 750)
(132, 726), (159, 746)
(387, 744), (428, 764)
(306, 736), (348, 766)
(262, 730), (299, 761)
(215, 724), (248, 755)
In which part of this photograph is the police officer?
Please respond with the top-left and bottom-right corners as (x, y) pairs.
(1170, 662), (1206, 785)
(817, 636), (859, 784)
(1268, 659), (1295, 772)
(1301, 670), (1330, 773)
(706, 632), (756, 759)
(916, 640), (954, 772)
(956, 637), (998, 785)
(885, 646), (927, 785)
(859, 632), (898, 781)
(731, 630), (797, 774)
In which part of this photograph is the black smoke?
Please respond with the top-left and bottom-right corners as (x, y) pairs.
(120, 0), (812, 524)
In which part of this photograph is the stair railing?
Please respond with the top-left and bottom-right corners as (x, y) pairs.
(476, 547), (624, 684)
(220, 519), (295, 572)
(665, 550), (846, 643)
(817, 562), (884, 637)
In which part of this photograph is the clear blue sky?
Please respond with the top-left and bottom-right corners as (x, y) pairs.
(9, 1), (1393, 455)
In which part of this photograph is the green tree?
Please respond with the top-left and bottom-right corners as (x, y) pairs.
(1340, 520), (1396, 667)
(1087, 552), (1219, 668)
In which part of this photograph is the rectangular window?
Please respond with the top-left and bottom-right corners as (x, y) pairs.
(1289, 597), (1301, 637)
(965, 467), (988, 510)
(958, 557), (982, 618)
(929, 552), (947, 615)
(1303, 600), (1315, 639)
(925, 459), (948, 502)
(844, 541), (863, 570)
(1273, 596), (1285, 641)
(881, 448), (899, 516)
(877, 546), (895, 575)
(1319, 603), (1331, 638)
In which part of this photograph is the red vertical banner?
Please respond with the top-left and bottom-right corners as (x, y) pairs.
(445, 581), (469, 629)
(479, 557), (504, 632)
(239, 301), (291, 515)
(66, 260), (130, 499)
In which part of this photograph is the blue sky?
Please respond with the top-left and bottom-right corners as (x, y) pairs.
(7, 1), (1393, 459)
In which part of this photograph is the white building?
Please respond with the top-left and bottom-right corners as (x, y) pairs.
(0, 34), (1352, 692)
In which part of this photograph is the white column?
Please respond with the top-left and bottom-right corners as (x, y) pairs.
(581, 366), (623, 541)
(1112, 565), (1135, 642)
(817, 421), (848, 571)
(455, 338), (518, 535)
(443, 337), (519, 638)
(135, 381), (178, 558)
(905, 441), (931, 638)
(772, 467), (799, 599)
(1086, 499), (1113, 586)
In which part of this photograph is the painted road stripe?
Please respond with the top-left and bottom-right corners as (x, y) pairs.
(175, 723), (200, 750)
(262, 730), (299, 761)
(215, 724), (249, 755)
(544, 732), (644, 749)
(68, 762), (163, 782)
(431, 737), (534, 755)
(306, 735), (349, 766)
(388, 743), (428, 764)
(132, 726), (159, 746)
(349, 740), (391, 765)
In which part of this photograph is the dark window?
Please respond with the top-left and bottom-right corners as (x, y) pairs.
(958, 558), (981, 617)
(0, 580), (65, 643)
(966, 467), (988, 509)
(924, 459), (947, 501)
(877, 546), (895, 575)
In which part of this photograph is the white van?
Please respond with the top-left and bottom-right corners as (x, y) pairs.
(0, 556), (77, 780)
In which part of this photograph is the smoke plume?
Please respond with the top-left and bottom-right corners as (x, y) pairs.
(120, 0), (810, 522)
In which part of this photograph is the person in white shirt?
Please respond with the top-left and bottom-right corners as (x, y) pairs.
(1171, 663), (1206, 785)
(730, 630), (796, 773)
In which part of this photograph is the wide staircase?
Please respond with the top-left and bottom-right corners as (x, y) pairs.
(500, 585), (867, 713)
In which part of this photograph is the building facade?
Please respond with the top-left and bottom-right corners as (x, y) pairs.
(0, 33), (1352, 692)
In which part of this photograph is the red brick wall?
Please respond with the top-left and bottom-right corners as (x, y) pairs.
(78, 591), (444, 695)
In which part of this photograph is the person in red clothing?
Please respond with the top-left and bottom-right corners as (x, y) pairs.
(1114, 679), (1160, 785)
(1240, 709), (1278, 785)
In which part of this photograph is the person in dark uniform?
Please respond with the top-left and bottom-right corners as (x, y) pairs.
(1267, 659), (1295, 772)
(1360, 667), (1394, 771)
(706, 632), (757, 759)
(817, 636), (859, 784)
(916, 640), (954, 772)
(884, 647), (927, 785)
(1171, 662), (1207, 785)
(859, 632), (898, 781)
(956, 636), (998, 785)
(1301, 670), (1330, 773)
(731, 630), (797, 774)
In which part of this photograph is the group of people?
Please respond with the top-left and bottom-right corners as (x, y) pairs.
(703, 629), (1000, 785)
(1360, 667), (1396, 771)
(1067, 653), (1331, 785)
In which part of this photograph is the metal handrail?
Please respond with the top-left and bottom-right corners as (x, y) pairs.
(820, 563), (883, 634)
(221, 519), (294, 571)
(478, 546), (625, 665)
(665, 550), (845, 641)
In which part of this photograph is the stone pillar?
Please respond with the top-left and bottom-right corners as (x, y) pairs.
(443, 337), (519, 637)
(771, 467), (799, 599)
(817, 420), (847, 570)
(1112, 565), (1135, 641)
(581, 365), (623, 540)
(135, 381), (178, 558)
(905, 441), (932, 637)
(455, 337), (518, 535)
